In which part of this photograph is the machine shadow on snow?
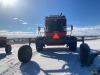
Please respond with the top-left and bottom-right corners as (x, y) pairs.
(20, 61), (41, 75)
(40, 47), (79, 60)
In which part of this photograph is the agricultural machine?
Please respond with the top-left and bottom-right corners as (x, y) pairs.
(0, 37), (12, 53)
(18, 14), (90, 66)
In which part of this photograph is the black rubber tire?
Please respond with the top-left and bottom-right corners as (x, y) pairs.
(18, 45), (32, 63)
(69, 36), (77, 51)
(35, 37), (44, 52)
(80, 43), (90, 67)
(5, 44), (12, 53)
(36, 42), (43, 52)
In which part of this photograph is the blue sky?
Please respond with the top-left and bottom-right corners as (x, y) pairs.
(0, 0), (100, 32)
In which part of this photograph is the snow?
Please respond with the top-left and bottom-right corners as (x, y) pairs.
(0, 40), (100, 75)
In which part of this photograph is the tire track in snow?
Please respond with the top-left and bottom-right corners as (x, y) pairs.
(0, 53), (17, 66)
(0, 44), (24, 67)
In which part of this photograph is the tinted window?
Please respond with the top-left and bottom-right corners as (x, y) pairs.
(45, 19), (66, 32)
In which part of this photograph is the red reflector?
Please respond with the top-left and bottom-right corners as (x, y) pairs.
(53, 33), (59, 39)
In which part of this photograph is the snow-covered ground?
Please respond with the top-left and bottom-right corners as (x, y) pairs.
(0, 39), (100, 75)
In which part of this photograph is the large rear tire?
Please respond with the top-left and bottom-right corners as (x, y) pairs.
(80, 43), (90, 67)
(18, 45), (32, 63)
(5, 44), (12, 53)
(69, 36), (77, 51)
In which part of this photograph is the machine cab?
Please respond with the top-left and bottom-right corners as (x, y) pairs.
(45, 15), (67, 37)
